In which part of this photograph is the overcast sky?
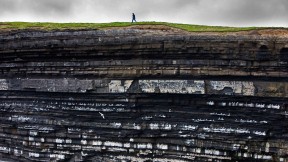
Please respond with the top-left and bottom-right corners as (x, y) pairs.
(0, 0), (287, 27)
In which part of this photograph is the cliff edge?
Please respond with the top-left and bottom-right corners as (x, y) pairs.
(0, 26), (287, 161)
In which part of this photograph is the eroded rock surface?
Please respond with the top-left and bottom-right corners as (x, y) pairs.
(0, 28), (287, 161)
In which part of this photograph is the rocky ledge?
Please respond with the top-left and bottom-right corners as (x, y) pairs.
(0, 27), (287, 161)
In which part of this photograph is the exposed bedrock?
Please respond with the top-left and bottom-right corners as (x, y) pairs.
(0, 29), (287, 161)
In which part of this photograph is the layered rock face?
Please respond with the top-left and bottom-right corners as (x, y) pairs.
(0, 28), (287, 161)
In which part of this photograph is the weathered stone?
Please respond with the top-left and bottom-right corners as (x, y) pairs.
(0, 28), (287, 161)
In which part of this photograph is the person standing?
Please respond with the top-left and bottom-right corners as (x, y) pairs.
(132, 13), (137, 23)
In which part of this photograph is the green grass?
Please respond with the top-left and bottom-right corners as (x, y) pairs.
(0, 21), (267, 32)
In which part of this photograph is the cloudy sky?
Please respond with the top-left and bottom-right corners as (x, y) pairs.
(0, 0), (287, 27)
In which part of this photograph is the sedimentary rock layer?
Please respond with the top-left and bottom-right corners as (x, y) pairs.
(0, 28), (287, 161)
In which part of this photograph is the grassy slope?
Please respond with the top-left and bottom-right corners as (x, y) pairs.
(0, 21), (266, 32)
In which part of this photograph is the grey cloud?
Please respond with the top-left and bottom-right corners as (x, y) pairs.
(29, 0), (74, 15)
(0, 0), (75, 19)
(0, 0), (17, 14)
(205, 0), (288, 25)
(0, 0), (287, 27)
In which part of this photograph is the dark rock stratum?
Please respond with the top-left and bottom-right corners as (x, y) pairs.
(0, 27), (287, 161)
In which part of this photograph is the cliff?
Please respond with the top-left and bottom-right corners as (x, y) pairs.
(0, 26), (287, 161)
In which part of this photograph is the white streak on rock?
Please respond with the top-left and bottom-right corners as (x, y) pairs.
(109, 80), (132, 93)
(56, 138), (64, 143)
(92, 141), (102, 146)
(210, 81), (255, 96)
(104, 141), (122, 147)
(207, 101), (214, 105)
(29, 152), (40, 158)
(157, 144), (168, 150)
(0, 79), (8, 90)
(139, 80), (205, 94)
(253, 131), (266, 136)
(49, 154), (65, 159)
(99, 112), (105, 119)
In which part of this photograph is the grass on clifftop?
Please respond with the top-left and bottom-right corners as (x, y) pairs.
(0, 22), (264, 32)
